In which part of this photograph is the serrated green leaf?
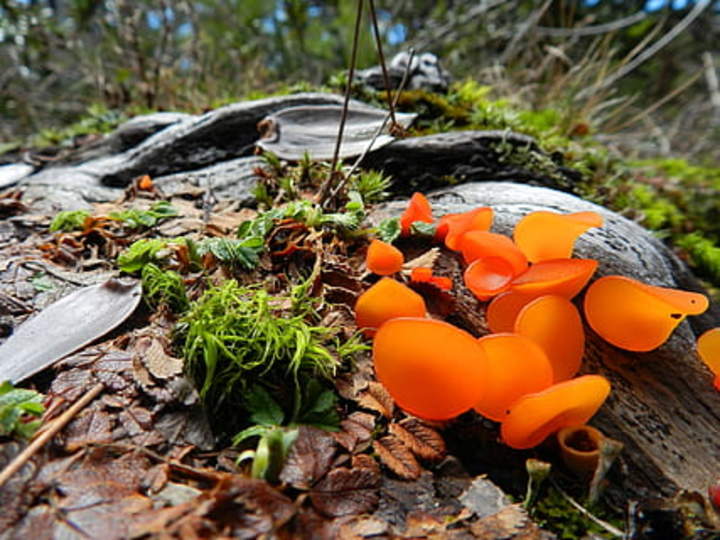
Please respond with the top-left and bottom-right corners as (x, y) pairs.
(410, 220), (437, 236)
(378, 218), (401, 243)
(245, 385), (285, 426)
(0, 381), (44, 438)
(49, 210), (90, 232)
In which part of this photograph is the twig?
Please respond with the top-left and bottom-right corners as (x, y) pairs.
(537, 11), (647, 38)
(325, 49), (415, 205)
(550, 478), (625, 538)
(702, 51), (720, 111)
(500, 0), (552, 65)
(316, 0), (365, 206)
(368, 0), (396, 128)
(0, 382), (104, 488)
(578, 0), (711, 99)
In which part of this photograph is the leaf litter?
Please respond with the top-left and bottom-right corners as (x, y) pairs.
(0, 166), (559, 539)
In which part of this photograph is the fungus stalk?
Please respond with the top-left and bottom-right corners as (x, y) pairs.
(523, 458), (552, 509)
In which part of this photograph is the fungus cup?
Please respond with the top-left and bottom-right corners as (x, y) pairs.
(366, 239), (404, 276)
(584, 276), (709, 351)
(514, 295), (585, 382)
(473, 333), (553, 421)
(400, 192), (433, 235)
(696, 327), (720, 390)
(510, 258), (598, 299)
(410, 267), (452, 291)
(486, 291), (535, 333)
(513, 210), (603, 263)
(464, 257), (515, 300)
(373, 317), (489, 420)
(501, 374), (611, 450)
(437, 207), (494, 250)
(355, 278), (426, 337)
(556, 425), (604, 477)
(459, 231), (528, 275)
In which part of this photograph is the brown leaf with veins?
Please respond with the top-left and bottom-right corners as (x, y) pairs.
(310, 466), (381, 517)
(357, 381), (395, 418)
(373, 436), (421, 480)
(279, 425), (337, 489)
(390, 418), (446, 462)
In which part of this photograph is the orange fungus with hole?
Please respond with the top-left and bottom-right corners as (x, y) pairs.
(366, 239), (404, 275)
(510, 258), (597, 299)
(697, 327), (720, 390)
(513, 210), (603, 262)
(473, 334), (553, 421)
(501, 375), (611, 449)
(355, 278), (426, 337)
(400, 192), (433, 235)
(514, 295), (585, 382)
(459, 231), (528, 275)
(464, 257), (515, 300)
(373, 318), (489, 420)
(437, 207), (494, 250)
(584, 276), (708, 351)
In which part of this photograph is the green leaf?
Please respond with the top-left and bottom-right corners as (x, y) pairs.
(0, 381), (45, 439)
(117, 238), (172, 274)
(245, 385), (285, 426)
(232, 424), (273, 446)
(377, 218), (401, 243)
(110, 201), (179, 229)
(49, 210), (90, 232)
(410, 221), (437, 237)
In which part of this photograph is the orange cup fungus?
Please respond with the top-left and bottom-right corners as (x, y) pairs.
(355, 278), (426, 337)
(510, 258), (598, 299)
(513, 210), (603, 263)
(410, 267), (453, 291)
(464, 257), (515, 301)
(437, 207), (494, 250)
(500, 375), (611, 449)
(514, 295), (585, 382)
(584, 276), (709, 351)
(366, 239), (404, 276)
(459, 231), (528, 275)
(556, 425), (604, 477)
(486, 292), (535, 334)
(400, 192), (433, 235)
(474, 334), (553, 421)
(696, 327), (720, 390)
(373, 318), (489, 420)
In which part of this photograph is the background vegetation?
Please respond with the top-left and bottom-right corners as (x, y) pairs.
(1, 0), (719, 165)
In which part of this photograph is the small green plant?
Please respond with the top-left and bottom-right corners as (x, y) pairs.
(676, 233), (720, 285)
(233, 380), (340, 481)
(178, 280), (344, 413)
(377, 217), (401, 243)
(141, 263), (189, 312)
(49, 210), (91, 232)
(195, 237), (264, 270)
(110, 201), (178, 229)
(0, 381), (44, 439)
(349, 169), (392, 204)
(117, 238), (179, 274)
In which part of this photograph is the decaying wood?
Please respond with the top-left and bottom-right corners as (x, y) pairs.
(375, 181), (720, 498)
(256, 104), (416, 161)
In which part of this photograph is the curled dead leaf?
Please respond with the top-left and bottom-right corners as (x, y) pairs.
(389, 418), (446, 462)
(357, 381), (395, 419)
(279, 426), (337, 490)
(373, 436), (421, 480)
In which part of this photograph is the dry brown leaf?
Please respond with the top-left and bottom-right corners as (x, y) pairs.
(402, 248), (441, 271)
(351, 454), (380, 476)
(357, 381), (395, 418)
(390, 418), (446, 462)
(138, 337), (183, 379)
(333, 412), (376, 453)
(279, 426), (337, 490)
(469, 504), (544, 540)
(373, 436), (421, 480)
(309, 466), (381, 518)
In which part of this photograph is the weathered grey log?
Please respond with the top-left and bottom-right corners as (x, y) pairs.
(94, 93), (357, 186)
(0, 163), (34, 189)
(256, 104), (416, 161)
(375, 181), (720, 499)
(62, 112), (193, 164)
(153, 155), (266, 205)
(363, 130), (581, 191)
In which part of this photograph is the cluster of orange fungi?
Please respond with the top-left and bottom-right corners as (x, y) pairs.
(358, 192), (716, 450)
